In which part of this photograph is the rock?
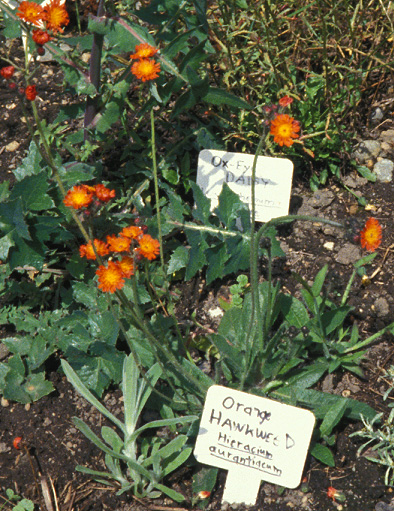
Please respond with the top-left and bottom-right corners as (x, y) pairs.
(370, 107), (384, 124)
(310, 190), (335, 208)
(379, 129), (394, 145)
(335, 243), (361, 265)
(5, 141), (20, 152)
(0, 443), (10, 453)
(373, 159), (394, 182)
(343, 174), (368, 188)
(297, 190), (335, 216)
(374, 297), (390, 318)
(352, 140), (381, 163)
(375, 502), (394, 511)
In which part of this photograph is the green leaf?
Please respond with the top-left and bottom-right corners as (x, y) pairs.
(203, 88), (251, 109)
(13, 142), (44, 180)
(319, 399), (347, 437)
(0, 234), (14, 259)
(356, 165), (376, 182)
(319, 306), (351, 335)
(284, 362), (327, 390)
(192, 0), (208, 31)
(101, 426), (124, 453)
(95, 98), (125, 134)
(193, 465), (218, 505)
(7, 354), (26, 376)
(280, 294), (310, 328)
(60, 162), (97, 185)
(171, 88), (198, 117)
(13, 499), (35, 511)
(10, 173), (54, 211)
(0, 180), (10, 202)
(8, 236), (45, 270)
(1, 14), (21, 38)
(61, 360), (125, 432)
(0, 198), (31, 240)
(2, 337), (32, 356)
(185, 230), (208, 280)
(310, 443), (335, 466)
(214, 183), (249, 229)
(223, 235), (250, 275)
(73, 282), (100, 309)
(205, 242), (229, 284)
(167, 245), (189, 274)
(190, 181), (212, 223)
(311, 265), (328, 297)
(154, 483), (186, 503)
(23, 373), (55, 401)
(89, 15), (155, 52)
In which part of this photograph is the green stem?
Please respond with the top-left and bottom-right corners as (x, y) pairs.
(238, 135), (265, 391)
(264, 242), (273, 341)
(344, 321), (394, 354)
(249, 135), (266, 351)
(150, 108), (164, 271)
(341, 268), (357, 307)
(114, 284), (206, 399)
(24, 101), (91, 245)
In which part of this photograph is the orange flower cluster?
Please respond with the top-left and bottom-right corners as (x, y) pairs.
(63, 183), (116, 209)
(63, 182), (160, 293)
(130, 43), (161, 82)
(17, 0), (69, 35)
(270, 113), (300, 147)
(87, 228), (160, 293)
(93, 229), (160, 293)
(360, 217), (382, 252)
(94, 229), (159, 292)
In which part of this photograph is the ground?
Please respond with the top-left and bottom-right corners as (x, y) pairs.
(2, 11), (394, 511)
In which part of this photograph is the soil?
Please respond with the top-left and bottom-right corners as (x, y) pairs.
(2, 9), (394, 511)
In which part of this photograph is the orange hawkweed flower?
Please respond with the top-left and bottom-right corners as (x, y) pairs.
(63, 185), (93, 209)
(96, 261), (125, 293)
(137, 234), (160, 260)
(0, 66), (15, 79)
(32, 29), (51, 45)
(278, 95), (293, 107)
(270, 113), (300, 147)
(118, 256), (135, 278)
(130, 43), (158, 60)
(17, 1), (44, 26)
(79, 239), (109, 260)
(25, 85), (37, 101)
(131, 59), (161, 82)
(43, 0), (69, 34)
(93, 184), (116, 202)
(106, 235), (132, 253)
(120, 225), (143, 239)
(360, 217), (382, 252)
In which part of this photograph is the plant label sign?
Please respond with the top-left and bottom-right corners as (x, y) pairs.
(194, 385), (315, 505)
(197, 149), (293, 222)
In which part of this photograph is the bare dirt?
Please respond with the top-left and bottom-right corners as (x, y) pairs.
(2, 11), (394, 511)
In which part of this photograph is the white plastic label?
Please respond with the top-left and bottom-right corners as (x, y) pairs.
(197, 150), (293, 222)
(194, 385), (315, 505)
